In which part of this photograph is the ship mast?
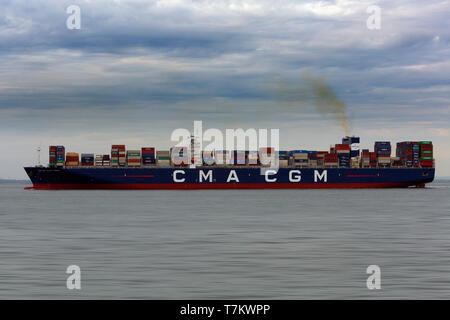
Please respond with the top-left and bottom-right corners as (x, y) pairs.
(190, 134), (202, 168)
(37, 145), (42, 167)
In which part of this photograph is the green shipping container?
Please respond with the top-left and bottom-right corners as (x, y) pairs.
(421, 151), (433, 154)
(157, 156), (170, 160)
(418, 141), (432, 144)
(421, 156), (433, 160)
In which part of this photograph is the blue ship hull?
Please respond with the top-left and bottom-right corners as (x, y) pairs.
(24, 166), (435, 189)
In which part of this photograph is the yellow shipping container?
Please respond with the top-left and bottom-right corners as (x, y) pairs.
(66, 152), (79, 157)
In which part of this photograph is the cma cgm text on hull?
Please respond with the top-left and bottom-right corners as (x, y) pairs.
(24, 167), (434, 190)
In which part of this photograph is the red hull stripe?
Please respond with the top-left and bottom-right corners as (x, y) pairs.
(346, 175), (380, 177)
(115, 175), (155, 178)
(29, 182), (418, 190)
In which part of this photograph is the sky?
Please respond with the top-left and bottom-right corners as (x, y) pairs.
(0, 0), (449, 178)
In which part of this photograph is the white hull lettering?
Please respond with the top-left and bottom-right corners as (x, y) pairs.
(199, 170), (213, 182)
(173, 170), (185, 183)
(264, 170), (277, 182)
(289, 170), (301, 182)
(227, 170), (239, 182)
(314, 170), (327, 182)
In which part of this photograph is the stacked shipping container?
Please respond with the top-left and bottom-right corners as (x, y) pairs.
(142, 148), (156, 165)
(419, 141), (433, 167)
(247, 151), (259, 166)
(127, 150), (141, 167)
(45, 137), (434, 169)
(214, 150), (230, 165)
(335, 144), (350, 168)
(233, 150), (246, 166)
(95, 155), (103, 166)
(324, 153), (338, 167)
(290, 150), (309, 167)
(66, 152), (79, 166)
(396, 141), (420, 167)
(111, 145), (125, 167)
(308, 151), (318, 167)
(278, 151), (289, 167)
(361, 149), (370, 168)
(316, 151), (327, 167)
(103, 155), (110, 166)
(81, 153), (94, 166)
(375, 142), (391, 168)
(56, 146), (65, 167)
(49, 146), (57, 167)
(157, 151), (170, 166)
(342, 136), (360, 158)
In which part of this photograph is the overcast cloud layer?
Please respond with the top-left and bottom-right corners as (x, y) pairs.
(0, 0), (449, 178)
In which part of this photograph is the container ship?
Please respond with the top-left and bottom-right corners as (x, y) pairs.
(24, 137), (435, 190)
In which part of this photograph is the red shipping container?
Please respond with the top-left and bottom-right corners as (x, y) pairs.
(420, 144), (433, 151)
(142, 147), (155, 153)
(335, 144), (350, 151)
(324, 154), (338, 161)
(127, 159), (141, 163)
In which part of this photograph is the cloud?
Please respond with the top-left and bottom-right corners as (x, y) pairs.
(0, 0), (449, 177)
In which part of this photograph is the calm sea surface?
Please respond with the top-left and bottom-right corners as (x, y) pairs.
(0, 181), (450, 299)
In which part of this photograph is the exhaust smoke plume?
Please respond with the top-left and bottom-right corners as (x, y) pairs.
(276, 73), (351, 136)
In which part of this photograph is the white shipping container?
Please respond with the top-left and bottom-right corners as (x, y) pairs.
(127, 163), (140, 167)
(377, 158), (391, 163)
(293, 154), (308, 159)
